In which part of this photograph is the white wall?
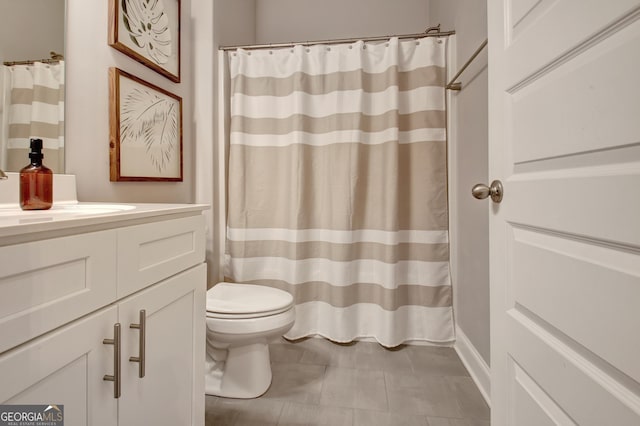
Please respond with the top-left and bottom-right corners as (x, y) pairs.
(0, 0), (65, 63)
(255, 0), (429, 43)
(215, 1), (256, 47)
(65, 0), (193, 203)
(193, 0), (256, 284)
(430, 0), (490, 375)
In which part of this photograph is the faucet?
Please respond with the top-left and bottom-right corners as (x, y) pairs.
(0, 168), (7, 180)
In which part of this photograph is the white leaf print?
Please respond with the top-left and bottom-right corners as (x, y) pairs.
(121, 87), (178, 172)
(122, 0), (172, 65)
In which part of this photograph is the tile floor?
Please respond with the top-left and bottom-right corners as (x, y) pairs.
(205, 337), (490, 426)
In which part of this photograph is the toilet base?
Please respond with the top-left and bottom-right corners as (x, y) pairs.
(205, 342), (272, 399)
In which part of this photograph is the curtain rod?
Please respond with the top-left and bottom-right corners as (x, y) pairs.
(3, 58), (62, 66)
(446, 39), (487, 91)
(219, 25), (455, 52)
(3, 51), (64, 67)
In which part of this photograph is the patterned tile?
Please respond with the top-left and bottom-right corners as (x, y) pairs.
(205, 338), (490, 426)
(427, 417), (491, 426)
(270, 338), (308, 364)
(206, 397), (284, 426)
(261, 362), (326, 404)
(353, 409), (430, 426)
(355, 344), (414, 374)
(320, 366), (388, 410)
(405, 346), (470, 377)
(277, 401), (353, 426)
(445, 376), (490, 420)
(385, 371), (463, 417)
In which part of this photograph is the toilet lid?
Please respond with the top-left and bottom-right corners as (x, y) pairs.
(206, 282), (294, 316)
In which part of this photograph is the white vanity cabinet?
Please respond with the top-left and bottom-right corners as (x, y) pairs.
(0, 207), (207, 426)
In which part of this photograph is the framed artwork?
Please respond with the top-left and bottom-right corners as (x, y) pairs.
(109, 68), (183, 181)
(109, 0), (181, 82)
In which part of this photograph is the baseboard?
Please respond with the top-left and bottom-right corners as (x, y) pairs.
(454, 327), (491, 407)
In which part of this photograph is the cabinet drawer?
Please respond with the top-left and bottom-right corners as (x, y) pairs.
(117, 215), (205, 298)
(0, 230), (117, 353)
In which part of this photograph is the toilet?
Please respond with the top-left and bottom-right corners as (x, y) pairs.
(204, 282), (295, 398)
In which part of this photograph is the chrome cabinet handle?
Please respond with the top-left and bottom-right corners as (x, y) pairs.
(471, 180), (504, 203)
(129, 310), (146, 378)
(103, 323), (121, 398)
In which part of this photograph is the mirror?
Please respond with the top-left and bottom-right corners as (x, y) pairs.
(0, 0), (65, 173)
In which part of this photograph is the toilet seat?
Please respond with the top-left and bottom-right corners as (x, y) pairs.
(206, 282), (294, 320)
(206, 307), (296, 336)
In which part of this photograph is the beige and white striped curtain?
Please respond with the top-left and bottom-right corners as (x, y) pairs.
(225, 37), (454, 347)
(1, 62), (65, 172)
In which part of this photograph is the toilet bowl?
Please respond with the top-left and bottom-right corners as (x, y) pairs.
(204, 282), (295, 399)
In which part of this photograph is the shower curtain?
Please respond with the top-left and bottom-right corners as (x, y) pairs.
(225, 37), (454, 347)
(0, 62), (65, 172)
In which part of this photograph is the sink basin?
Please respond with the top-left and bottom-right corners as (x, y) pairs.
(46, 204), (135, 214)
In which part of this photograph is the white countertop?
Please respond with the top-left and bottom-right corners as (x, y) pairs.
(0, 202), (209, 244)
(0, 173), (208, 244)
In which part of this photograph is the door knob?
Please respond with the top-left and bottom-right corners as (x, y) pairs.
(471, 180), (503, 203)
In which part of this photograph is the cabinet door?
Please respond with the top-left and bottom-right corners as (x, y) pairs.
(118, 264), (206, 426)
(0, 306), (119, 426)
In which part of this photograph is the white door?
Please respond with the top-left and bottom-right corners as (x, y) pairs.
(488, 1), (640, 425)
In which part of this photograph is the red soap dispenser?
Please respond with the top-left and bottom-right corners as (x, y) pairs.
(20, 138), (53, 210)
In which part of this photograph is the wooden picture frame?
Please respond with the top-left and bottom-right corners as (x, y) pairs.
(109, 68), (183, 181)
(109, 0), (181, 82)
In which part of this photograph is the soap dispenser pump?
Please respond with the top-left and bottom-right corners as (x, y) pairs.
(20, 138), (53, 210)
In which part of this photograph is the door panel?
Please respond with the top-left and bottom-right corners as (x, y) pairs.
(511, 19), (640, 162)
(507, 313), (640, 425)
(510, 360), (576, 426)
(489, 1), (640, 424)
(504, 0), (640, 88)
(512, 227), (640, 382)
(508, 172), (639, 245)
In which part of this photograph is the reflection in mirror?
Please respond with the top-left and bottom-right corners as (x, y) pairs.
(0, 0), (65, 173)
